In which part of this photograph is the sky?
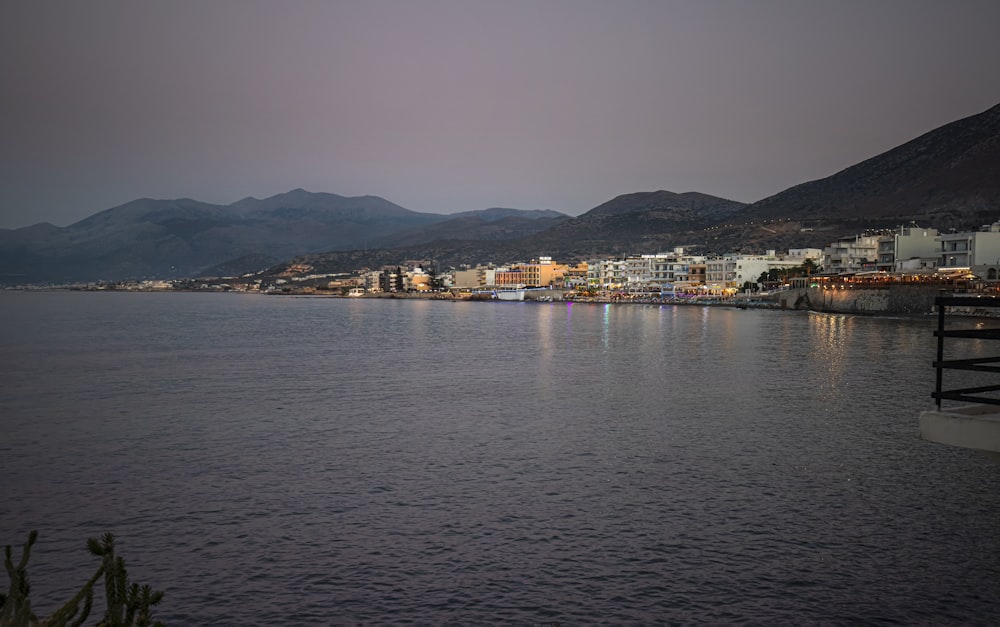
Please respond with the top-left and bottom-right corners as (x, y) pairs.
(2, 0), (1000, 229)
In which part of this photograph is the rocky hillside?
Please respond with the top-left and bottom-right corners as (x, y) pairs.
(367, 208), (569, 248)
(640, 102), (1000, 255)
(284, 191), (748, 275)
(525, 191), (746, 258)
(744, 102), (1000, 229)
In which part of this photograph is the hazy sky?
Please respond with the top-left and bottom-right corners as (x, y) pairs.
(2, 0), (999, 229)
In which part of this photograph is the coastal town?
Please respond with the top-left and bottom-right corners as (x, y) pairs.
(88, 220), (991, 307)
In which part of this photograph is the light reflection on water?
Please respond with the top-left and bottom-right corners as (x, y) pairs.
(2, 293), (1000, 624)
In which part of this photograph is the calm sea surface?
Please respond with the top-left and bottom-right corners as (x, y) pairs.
(2, 291), (999, 624)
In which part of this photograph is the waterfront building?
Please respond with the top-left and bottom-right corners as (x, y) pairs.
(822, 235), (879, 274)
(563, 262), (589, 290)
(493, 267), (525, 287)
(492, 257), (569, 288)
(706, 251), (808, 291)
(876, 225), (939, 272)
(452, 266), (490, 289)
(587, 258), (627, 291)
(362, 270), (383, 293)
(405, 266), (432, 291)
(687, 262), (707, 286)
(588, 250), (704, 295)
(325, 276), (364, 292)
(937, 222), (1000, 276)
(379, 266), (405, 293)
(705, 257), (737, 293)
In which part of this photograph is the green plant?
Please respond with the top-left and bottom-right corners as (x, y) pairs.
(1, 532), (164, 627)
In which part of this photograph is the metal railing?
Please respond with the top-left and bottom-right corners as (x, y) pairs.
(933, 296), (1000, 408)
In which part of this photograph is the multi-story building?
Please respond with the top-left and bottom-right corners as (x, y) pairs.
(362, 270), (383, 293)
(822, 235), (879, 274)
(494, 267), (527, 287)
(588, 258), (628, 291)
(705, 257), (737, 292)
(876, 225), (939, 272)
(369, 266), (404, 293)
(589, 249), (704, 294)
(563, 262), (589, 290)
(876, 236), (894, 272)
(493, 257), (569, 288)
(687, 263), (707, 286)
(938, 221), (1000, 276)
(786, 248), (824, 264)
(405, 267), (432, 291)
(705, 251), (809, 291)
(452, 266), (493, 289)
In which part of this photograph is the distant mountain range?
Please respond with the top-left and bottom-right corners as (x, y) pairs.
(2, 101), (998, 284)
(0, 191), (568, 283)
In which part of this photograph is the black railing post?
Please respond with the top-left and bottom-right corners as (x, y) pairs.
(932, 296), (1000, 409)
(935, 300), (945, 409)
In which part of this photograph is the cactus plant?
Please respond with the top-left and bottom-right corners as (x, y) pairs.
(1, 532), (163, 627)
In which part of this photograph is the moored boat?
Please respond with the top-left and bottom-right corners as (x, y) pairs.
(493, 289), (525, 301)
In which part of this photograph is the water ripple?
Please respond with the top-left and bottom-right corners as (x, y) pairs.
(2, 294), (1000, 623)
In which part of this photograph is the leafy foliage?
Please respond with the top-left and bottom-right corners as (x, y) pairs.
(757, 260), (821, 285)
(1, 532), (163, 627)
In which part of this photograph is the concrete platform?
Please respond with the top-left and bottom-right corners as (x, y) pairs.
(919, 404), (1000, 461)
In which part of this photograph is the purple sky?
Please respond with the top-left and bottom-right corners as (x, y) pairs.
(2, 0), (999, 229)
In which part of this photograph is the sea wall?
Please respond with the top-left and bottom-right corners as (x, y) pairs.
(775, 285), (944, 315)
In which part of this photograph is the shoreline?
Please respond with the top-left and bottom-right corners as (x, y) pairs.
(7, 285), (1000, 318)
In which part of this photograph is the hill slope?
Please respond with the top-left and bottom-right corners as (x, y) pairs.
(745, 102), (1000, 227)
(0, 191), (441, 283)
(3, 101), (998, 283)
(366, 208), (570, 248)
(284, 190), (748, 274)
(0, 191), (572, 283)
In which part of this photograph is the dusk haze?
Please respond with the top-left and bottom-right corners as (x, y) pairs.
(4, 2), (1000, 625)
(3, 0), (1000, 229)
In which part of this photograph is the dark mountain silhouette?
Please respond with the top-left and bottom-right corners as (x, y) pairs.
(280, 191), (748, 275)
(584, 190), (747, 220)
(746, 102), (1000, 227)
(693, 101), (1000, 253)
(525, 191), (746, 257)
(367, 208), (569, 248)
(0, 191), (565, 283)
(3, 101), (998, 283)
(267, 102), (1000, 275)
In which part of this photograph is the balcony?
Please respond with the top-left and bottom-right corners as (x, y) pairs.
(919, 296), (1000, 461)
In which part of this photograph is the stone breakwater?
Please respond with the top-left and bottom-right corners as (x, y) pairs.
(279, 285), (1000, 317)
(774, 285), (976, 316)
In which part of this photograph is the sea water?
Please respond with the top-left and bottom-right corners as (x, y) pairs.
(1, 291), (998, 623)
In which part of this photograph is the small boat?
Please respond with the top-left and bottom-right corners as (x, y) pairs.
(493, 289), (525, 301)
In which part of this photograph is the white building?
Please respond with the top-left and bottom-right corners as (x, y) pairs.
(705, 257), (736, 291)
(822, 235), (880, 274)
(876, 225), (939, 272)
(706, 250), (810, 290)
(786, 248), (824, 263)
(937, 222), (1000, 272)
(589, 249), (704, 294)
(483, 267), (499, 287)
(588, 258), (628, 291)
